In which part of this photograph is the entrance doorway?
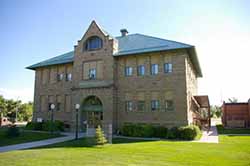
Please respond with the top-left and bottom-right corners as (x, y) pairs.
(81, 96), (103, 130)
(86, 111), (103, 128)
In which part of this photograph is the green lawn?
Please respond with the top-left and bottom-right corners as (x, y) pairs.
(217, 124), (250, 134)
(0, 128), (62, 147)
(1, 136), (250, 166)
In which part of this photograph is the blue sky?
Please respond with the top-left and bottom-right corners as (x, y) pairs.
(0, 0), (250, 104)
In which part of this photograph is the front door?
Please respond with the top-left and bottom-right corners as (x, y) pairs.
(87, 111), (103, 128)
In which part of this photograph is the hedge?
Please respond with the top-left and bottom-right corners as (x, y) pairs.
(120, 123), (201, 140)
(25, 120), (65, 132)
(120, 123), (154, 137)
(5, 125), (20, 138)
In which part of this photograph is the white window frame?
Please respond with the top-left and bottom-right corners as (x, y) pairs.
(89, 68), (97, 79)
(137, 65), (145, 76)
(125, 67), (133, 76)
(151, 64), (159, 75)
(126, 101), (133, 111)
(164, 63), (173, 73)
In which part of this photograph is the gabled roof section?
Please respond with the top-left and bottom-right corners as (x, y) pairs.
(26, 30), (202, 77)
(26, 51), (74, 70)
(114, 33), (192, 56)
(81, 20), (114, 41)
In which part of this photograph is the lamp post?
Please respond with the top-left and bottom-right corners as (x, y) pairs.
(75, 104), (80, 140)
(50, 103), (55, 134)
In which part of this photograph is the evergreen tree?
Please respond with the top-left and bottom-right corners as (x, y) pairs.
(95, 125), (107, 145)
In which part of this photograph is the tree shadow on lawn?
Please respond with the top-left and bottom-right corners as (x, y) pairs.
(30, 138), (158, 150)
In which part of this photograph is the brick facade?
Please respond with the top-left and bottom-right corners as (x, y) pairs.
(31, 21), (201, 132)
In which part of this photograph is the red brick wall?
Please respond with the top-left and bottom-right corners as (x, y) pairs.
(222, 102), (250, 128)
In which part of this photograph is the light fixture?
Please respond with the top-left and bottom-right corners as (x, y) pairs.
(50, 103), (55, 110)
(75, 104), (80, 110)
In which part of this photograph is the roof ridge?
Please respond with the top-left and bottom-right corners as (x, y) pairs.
(115, 33), (139, 39)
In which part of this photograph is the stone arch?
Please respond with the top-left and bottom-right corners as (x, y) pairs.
(80, 95), (103, 130)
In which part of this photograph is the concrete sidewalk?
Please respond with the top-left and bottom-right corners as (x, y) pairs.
(194, 125), (219, 143)
(195, 119), (219, 143)
(0, 132), (85, 153)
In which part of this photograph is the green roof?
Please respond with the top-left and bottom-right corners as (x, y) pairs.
(27, 33), (202, 77)
(27, 51), (74, 69)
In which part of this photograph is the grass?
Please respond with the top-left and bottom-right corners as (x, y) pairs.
(216, 124), (250, 134)
(0, 136), (250, 166)
(0, 128), (62, 147)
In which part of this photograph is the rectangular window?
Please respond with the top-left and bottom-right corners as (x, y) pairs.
(56, 95), (61, 111)
(165, 100), (174, 111)
(151, 100), (160, 111)
(42, 69), (48, 85)
(89, 68), (96, 79)
(40, 96), (46, 112)
(57, 73), (64, 81)
(137, 101), (145, 111)
(125, 101), (133, 111)
(151, 64), (158, 75)
(125, 67), (133, 76)
(137, 65), (145, 76)
(66, 73), (72, 81)
(56, 103), (61, 111)
(164, 63), (173, 73)
(65, 95), (71, 112)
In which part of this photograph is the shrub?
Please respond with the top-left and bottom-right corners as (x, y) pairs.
(142, 124), (154, 137)
(179, 125), (201, 140)
(95, 125), (107, 145)
(153, 126), (168, 138)
(25, 122), (43, 130)
(6, 125), (20, 137)
(121, 124), (156, 138)
(121, 124), (200, 140)
(25, 121), (64, 132)
(42, 121), (65, 132)
(25, 121), (35, 130)
(121, 123), (133, 137)
(54, 120), (64, 131)
(167, 127), (180, 139)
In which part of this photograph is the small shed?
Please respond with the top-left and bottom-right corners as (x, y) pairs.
(222, 99), (250, 128)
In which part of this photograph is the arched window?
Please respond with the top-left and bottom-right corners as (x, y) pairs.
(84, 36), (103, 51)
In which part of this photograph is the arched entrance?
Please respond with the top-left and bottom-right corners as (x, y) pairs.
(81, 96), (103, 130)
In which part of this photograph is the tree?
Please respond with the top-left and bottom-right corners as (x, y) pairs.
(18, 102), (33, 121)
(0, 95), (6, 114)
(210, 105), (222, 118)
(5, 99), (21, 123)
(95, 125), (107, 146)
(228, 97), (238, 103)
(0, 95), (33, 122)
